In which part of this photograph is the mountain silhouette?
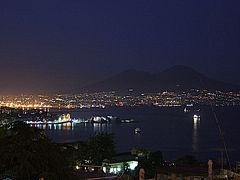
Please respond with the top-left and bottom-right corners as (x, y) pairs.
(83, 65), (239, 92)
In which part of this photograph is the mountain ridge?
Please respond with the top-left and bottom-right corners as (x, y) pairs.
(82, 65), (240, 93)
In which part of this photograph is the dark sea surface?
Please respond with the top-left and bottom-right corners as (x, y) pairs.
(41, 106), (240, 163)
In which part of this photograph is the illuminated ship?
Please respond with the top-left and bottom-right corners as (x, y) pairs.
(26, 114), (71, 124)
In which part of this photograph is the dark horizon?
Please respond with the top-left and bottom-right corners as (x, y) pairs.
(0, 65), (239, 96)
(1, 1), (240, 95)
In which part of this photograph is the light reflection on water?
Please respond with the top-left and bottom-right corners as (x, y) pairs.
(35, 122), (113, 134)
(31, 122), (74, 131)
(192, 115), (201, 152)
(31, 106), (240, 162)
(93, 123), (107, 133)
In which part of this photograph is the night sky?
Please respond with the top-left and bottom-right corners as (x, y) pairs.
(0, 0), (240, 95)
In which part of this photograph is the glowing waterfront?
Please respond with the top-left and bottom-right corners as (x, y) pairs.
(26, 114), (72, 124)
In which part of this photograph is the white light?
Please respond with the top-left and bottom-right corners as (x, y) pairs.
(110, 168), (114, 173)
(193, 117), (198, 124)
(193, 114), (200, 121)
(193, 114), (198, 119)
(103, 167), (107, 173)
(117, 167), (121, 172)
(129, 161), (138, 170)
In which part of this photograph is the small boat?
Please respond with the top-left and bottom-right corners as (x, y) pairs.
(121, 119), (135, 123)
(184, 104), (201, 113)
(135, 128), (141, 134)
(193, 114), (200, 119)
(193, 114), (201, 122)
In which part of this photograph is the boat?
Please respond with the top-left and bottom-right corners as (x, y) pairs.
(120, 119), (135, 123)
(193, 114), (200, 119)
(135, 128), (141, 134)
(184, 104), (200, 113)
(25, 113), (72, 125)
(193, 114), (201, 122)
(90, 116), (109, 123)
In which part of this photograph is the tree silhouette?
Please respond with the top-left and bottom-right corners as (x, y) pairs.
(80, 133), (115, 165)
(0, 122), (68, 180)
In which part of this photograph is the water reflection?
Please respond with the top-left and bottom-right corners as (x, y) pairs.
(192, 115), (200, 152)
(33, 122), (75, 131)
(92, 123), (111, 133)
(32, 121), (114, 133)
